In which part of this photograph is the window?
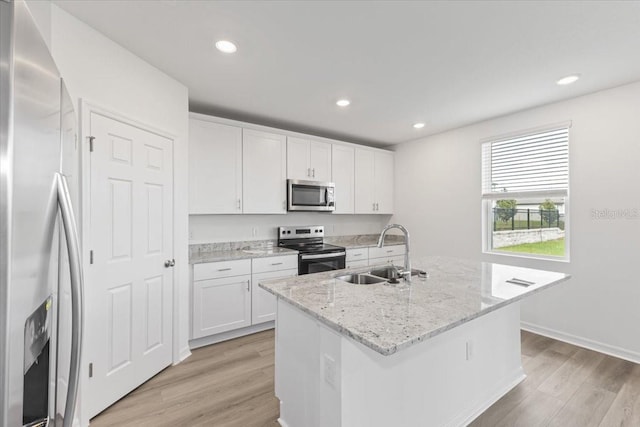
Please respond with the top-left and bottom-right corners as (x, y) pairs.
(482, 125), (569, 259)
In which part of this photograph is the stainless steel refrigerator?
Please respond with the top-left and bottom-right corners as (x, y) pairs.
(1, 1), (84, 426)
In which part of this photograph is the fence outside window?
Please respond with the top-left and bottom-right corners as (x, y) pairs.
(493, 208), (565, 231)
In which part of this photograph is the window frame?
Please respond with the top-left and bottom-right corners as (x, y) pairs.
(481, 122), (571, 262)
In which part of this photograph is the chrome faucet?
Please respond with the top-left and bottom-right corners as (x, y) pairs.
(377, 224), (411, 281)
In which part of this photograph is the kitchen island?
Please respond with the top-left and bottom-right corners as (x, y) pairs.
(259, 256), (570, 427)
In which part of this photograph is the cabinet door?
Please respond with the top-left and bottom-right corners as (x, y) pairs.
(375, 151), (394, 214)
(354, 148), (376, 214)
(332, 144), (355, 214)
(309, 140), (332, 182)
(192, 274), (252, 339)
(189, 119), (242, 214)
(287, 136), (310, 180)
(243, 129), (287, 213)
(252, 269), (297, 325)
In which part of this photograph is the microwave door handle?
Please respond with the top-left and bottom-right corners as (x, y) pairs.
(56, 173), (84, 427)
(301, 252), (346, 260)
(324, 187), (328, 206)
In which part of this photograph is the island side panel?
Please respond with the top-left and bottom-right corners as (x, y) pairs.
(340, 302), (525, 427)
(275, 298), (525, 427)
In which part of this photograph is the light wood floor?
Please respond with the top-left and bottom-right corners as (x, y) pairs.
(91, 329), (640, 427)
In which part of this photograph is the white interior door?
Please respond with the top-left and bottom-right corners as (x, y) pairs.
(86, 111), (174, 419)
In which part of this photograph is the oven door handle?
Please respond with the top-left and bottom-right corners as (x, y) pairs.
(301, 251), (346, 260)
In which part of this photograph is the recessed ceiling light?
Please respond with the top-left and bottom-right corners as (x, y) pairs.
(336, 99), (351, 107)
(413, 123), (425, 129)
(215, 40), (237, 54)
(556, 74), (580, 85)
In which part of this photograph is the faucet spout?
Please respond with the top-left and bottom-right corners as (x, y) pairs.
(377, 224), (411, 281)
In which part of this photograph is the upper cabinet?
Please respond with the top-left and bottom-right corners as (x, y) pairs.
(243, 129), (287, 214)
(286, 137), (332, 182)
(331, 144), (355, 214)
(188, 113), (393, 216)
(189, 119), (242, 214)
(354, 148), (394, 214)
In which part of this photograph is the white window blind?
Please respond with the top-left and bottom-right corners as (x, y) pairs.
(482, 127), (569, 198)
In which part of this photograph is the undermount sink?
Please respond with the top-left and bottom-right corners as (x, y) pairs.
(335, 273), (387, 285)
(368, 267), (421, 280)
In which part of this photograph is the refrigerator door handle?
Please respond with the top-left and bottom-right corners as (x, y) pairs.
(55, 173), (84, 427)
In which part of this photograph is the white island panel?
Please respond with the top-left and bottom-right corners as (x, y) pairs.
(276, 299), (524, 427)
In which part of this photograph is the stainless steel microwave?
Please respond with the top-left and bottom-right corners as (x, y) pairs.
(287, 179), (335, 212)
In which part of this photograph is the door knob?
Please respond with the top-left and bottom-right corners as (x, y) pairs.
(164, 259), (175, 268)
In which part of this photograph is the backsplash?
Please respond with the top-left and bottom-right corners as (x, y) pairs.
(189, 213), (392, 244)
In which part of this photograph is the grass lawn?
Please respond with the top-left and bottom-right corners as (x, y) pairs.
(496, 238), (565, 256)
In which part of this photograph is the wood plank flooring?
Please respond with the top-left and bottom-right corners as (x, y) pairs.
(91, 329), (640, 427)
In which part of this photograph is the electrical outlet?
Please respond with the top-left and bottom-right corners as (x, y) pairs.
(323, 354), (337, 389)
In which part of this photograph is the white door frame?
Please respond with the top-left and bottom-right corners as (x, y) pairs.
(78, 100), (181, 423)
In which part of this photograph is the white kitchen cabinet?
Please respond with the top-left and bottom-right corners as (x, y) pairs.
(369, 245), (406, 268)
(374, 151), (394, 214)
(189, 118), (242, 214)
(251, 255), (298, 324)
(346, 247), (368, 268)
(192, 259), (252, 339)
(252, 268), (297, 324)
(331, 144), (355, 214)
(243, 129), (287, 214)
(287, 136), (331, 181)
(354, 148), (394, 214)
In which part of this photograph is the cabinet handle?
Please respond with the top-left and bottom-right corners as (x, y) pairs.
(308, 167), (311, 177)
(386, 250), (394, 253)
(218, 267), (232, 272)
(372, 202), (376, 211)
(271, 262), (283, 266)
(246, 279), (251, 292)
(376, 203), (379, 211)
(312, 168), (315, 177)
(352, 253), (362, 257)
(237, 199), (241, 210)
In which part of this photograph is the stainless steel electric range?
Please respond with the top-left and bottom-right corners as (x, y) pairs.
(277, 226), (346, 275)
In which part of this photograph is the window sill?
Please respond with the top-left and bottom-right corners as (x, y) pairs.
(483, 250), (570, 264)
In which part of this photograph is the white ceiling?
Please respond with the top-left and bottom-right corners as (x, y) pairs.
(54, 0), (640, 147)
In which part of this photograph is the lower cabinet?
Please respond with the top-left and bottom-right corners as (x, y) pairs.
(346, 247), (369, 269)
(252, 269), (297, 324)
(367, 245), (406, 268)
(191, 255), (298, 341)
(192, 273), (252, 339)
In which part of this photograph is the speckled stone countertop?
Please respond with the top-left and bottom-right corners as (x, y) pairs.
(189, 240), (298, 264)
(324, 234), (404, 249)
(259, 256), (570, 356)
(189, 234), (405, 264)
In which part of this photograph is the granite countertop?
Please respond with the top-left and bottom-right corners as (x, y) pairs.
(324, 234), (404, 249)
(259, 256), (570, 356)
(189, 234), (405, 264)
(189, 241), (298, 264)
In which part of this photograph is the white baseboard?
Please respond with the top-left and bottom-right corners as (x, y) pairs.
(177, 346), (192, 364)
(276, 418), (289, 427)
(521, 321), (640, 364)
(189, 321), (275, 350)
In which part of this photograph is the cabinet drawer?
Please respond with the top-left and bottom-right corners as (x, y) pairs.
(347, 259), (369, 269)
(252, 255), (298, 273)
(369, 255), (405, 268)
(368, 245), (406, 259)
(346, 248), (368, 262)
(193, 259), (251, 281)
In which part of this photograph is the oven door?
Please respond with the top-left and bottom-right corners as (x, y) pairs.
(288, 179), (335, 212)
(299, 251), (346, 275)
